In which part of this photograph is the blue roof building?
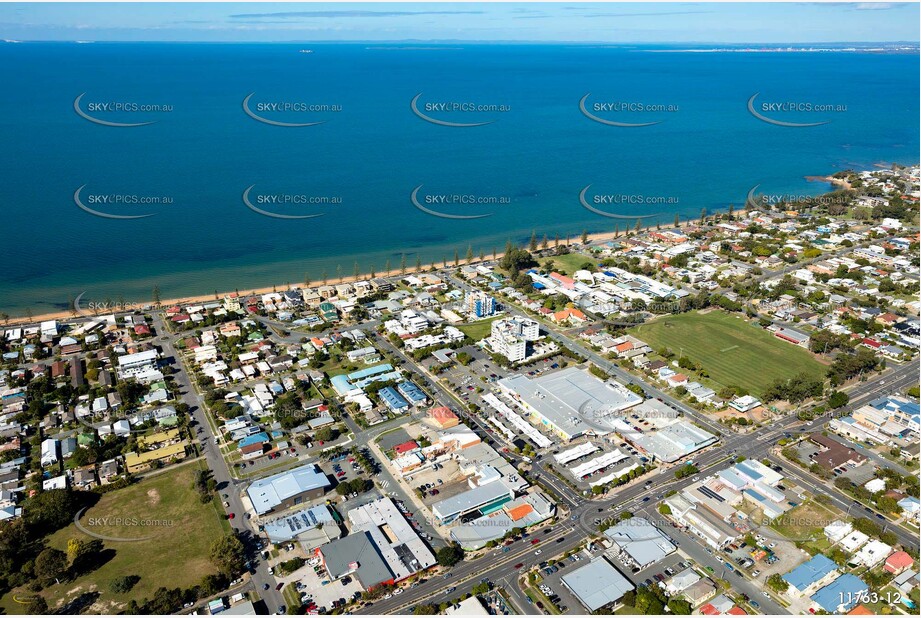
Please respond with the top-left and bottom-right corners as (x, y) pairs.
(379, 386), (409, 412)
(783, 554), (838, 594)
(397, 380), (427, 405)
(811, 574), (868, 613)
(239, 432), (270, 448)
(347, 364), (394, 381)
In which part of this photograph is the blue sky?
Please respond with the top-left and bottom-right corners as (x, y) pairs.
(0, 2), (918, 43)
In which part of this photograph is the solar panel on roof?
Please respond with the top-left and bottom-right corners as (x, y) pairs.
(697, 486), (724, 503)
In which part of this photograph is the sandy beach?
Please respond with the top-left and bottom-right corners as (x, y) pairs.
(6, 210), (744, 327)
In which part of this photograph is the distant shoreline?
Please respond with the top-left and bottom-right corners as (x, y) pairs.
(5, 212), (737, 327)
(0, 162), (896, 326)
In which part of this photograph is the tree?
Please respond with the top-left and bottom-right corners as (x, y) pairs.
(465, 245), (474, 263)
(315, 426), (337, 442)
(828, 391), (849, 409)
(436, 544), (464, 567)
(66, 537), (85, 564)
(210, 534), (247, 577)
(35, 548), (68, 584)
(110, 574), (141, 594)
(26, 595), (48, 615)
(529, 230), (538, 251)
(23, 489), (84, 534)
(668, 599), (692, 614)
(581, 229), (588, 245)
(767, 573), (788, 593)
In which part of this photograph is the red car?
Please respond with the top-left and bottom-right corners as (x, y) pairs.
(514, 563), (524, 570)
(531, 539), (540, 545)
(227, 513), (235, 520)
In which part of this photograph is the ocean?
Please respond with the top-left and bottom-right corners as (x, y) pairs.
(0, 42), (917, 315)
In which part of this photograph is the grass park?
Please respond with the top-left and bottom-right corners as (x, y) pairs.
(457, 316), (500, 341)
(541, 252), (596, 276)
(629, 310), (824, 395)
(0, 464), (227, 614)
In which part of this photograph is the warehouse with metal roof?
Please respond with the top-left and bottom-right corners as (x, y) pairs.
(561, 555), (634, 612)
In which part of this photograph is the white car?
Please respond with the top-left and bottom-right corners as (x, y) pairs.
(393, 589), (403, 595)
(534, 550), (542, 556)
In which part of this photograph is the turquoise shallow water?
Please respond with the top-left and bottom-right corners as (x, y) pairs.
(0, 42), (917, 315)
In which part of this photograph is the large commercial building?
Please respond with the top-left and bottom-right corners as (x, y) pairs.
(561, 555), (634, 612)
(497, 367), (642, 441)
(630, 421), (718, 463)
(449, 492), (555, 550)
(247, 464), (331, 515)
(604, 517), (676, 568)
(317, 498), (435, 590)
(431, 477), (518, 525)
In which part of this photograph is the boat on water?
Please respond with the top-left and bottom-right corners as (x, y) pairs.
(299, 49), (313, 54)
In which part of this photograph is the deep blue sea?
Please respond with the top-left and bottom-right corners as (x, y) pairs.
(0, 43), (917, 315)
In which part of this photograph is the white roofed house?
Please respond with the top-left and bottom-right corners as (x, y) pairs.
(116, 349), (160, 380)
(40, 438), (59, 467)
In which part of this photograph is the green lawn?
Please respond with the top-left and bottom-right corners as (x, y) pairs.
(542, 252), (595, 276)
(457, 316), (500, 341)
(629, 311), (824, 395)
(768, 500), (841, 543)
(0, 464), (227, 614)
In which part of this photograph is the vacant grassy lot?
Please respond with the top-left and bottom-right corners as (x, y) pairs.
(457, 316), (500, 341)
(543, 252), (595, 276)
(629, 311), (824, 395)
(767, 500), (841, 543)
(0, 464), (226, 614)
